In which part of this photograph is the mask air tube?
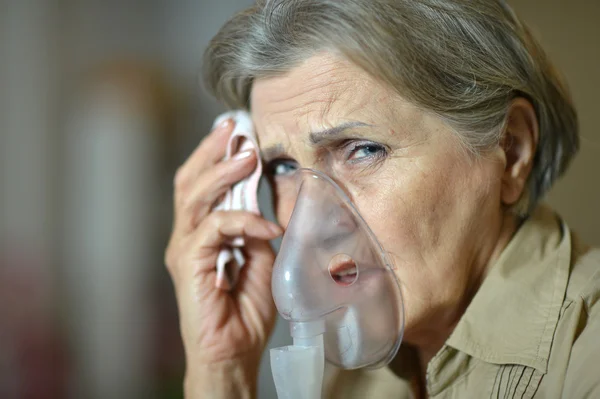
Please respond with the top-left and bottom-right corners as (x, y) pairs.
(270, 169), (405, 399)
(270, 321), (325, 399)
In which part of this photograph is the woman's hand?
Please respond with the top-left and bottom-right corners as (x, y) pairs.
(164, 119), (281, 398)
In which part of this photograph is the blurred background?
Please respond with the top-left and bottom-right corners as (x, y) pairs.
(0, 1), (598, 398)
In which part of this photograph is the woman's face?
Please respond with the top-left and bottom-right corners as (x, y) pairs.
(251, 53), (506, 345)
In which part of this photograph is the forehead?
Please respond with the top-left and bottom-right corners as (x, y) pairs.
(249, 53), (396, 149)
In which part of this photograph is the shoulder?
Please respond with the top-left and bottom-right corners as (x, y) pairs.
(565, 232), (600, 310)
(561, 234), (600, 397)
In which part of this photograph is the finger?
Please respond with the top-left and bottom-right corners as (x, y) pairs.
(230, 239), (276, 334)
(194, 211), (282, 251)
(174, 119), (234, 189)
(179, 211), (281, 279)
(175, 151), (258, 229)
(233, 238), (275, 295)
(174, 216), (279, 300)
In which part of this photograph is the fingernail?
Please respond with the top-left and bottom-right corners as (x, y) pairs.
(232, 150), (254, 161)
(267, 222), (283, 235)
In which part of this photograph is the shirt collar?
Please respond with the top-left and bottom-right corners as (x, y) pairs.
(444, 205), (571, 373)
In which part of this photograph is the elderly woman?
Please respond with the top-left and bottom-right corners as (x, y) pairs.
(164, 0), (600, 398)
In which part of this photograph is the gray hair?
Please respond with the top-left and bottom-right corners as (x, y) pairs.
(203, 0), (578, 216)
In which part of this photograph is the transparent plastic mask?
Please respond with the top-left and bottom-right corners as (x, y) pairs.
(271, 168), (404, 369)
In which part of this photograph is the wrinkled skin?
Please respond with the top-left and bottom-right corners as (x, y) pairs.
(252, 53), (527, 359)
(165, 52), (537, 397)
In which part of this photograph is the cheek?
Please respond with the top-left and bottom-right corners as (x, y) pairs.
(347, 152), (483, 264)
(351, 169), (428, 263)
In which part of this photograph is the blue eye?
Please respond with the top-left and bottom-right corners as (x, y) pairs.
(269, 160), (299, 177)
(347, 143), (387, 162)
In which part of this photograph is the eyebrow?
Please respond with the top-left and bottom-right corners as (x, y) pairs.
(309, 121), (372, 144)
(261, 121), (373, 162)
(261, 143), (286, 163)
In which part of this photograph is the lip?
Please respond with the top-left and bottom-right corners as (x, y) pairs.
(328, 254), (358, 286)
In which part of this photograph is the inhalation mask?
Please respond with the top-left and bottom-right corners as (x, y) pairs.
(270, 168), (404, 399)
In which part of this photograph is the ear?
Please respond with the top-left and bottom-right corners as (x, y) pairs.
(500, 98), (539, 206)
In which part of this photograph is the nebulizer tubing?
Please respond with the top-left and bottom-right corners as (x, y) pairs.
(270, 168), (405, 399)
(270, 320), (326, 399)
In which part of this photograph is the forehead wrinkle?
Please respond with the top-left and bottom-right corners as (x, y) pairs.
(258, 83), (374, 161)
(264, 76), (352, 117)
(255, 56), (352, 105)
(251, 57), (366, 135)
(256, 58), (353, 106)
(292, 78), (357, 131)
(253, 53), (414, 163)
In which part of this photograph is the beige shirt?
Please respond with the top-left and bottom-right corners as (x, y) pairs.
(325, 206), (600, 398)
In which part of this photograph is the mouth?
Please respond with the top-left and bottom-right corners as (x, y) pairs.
(328, 254), (358, 286)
